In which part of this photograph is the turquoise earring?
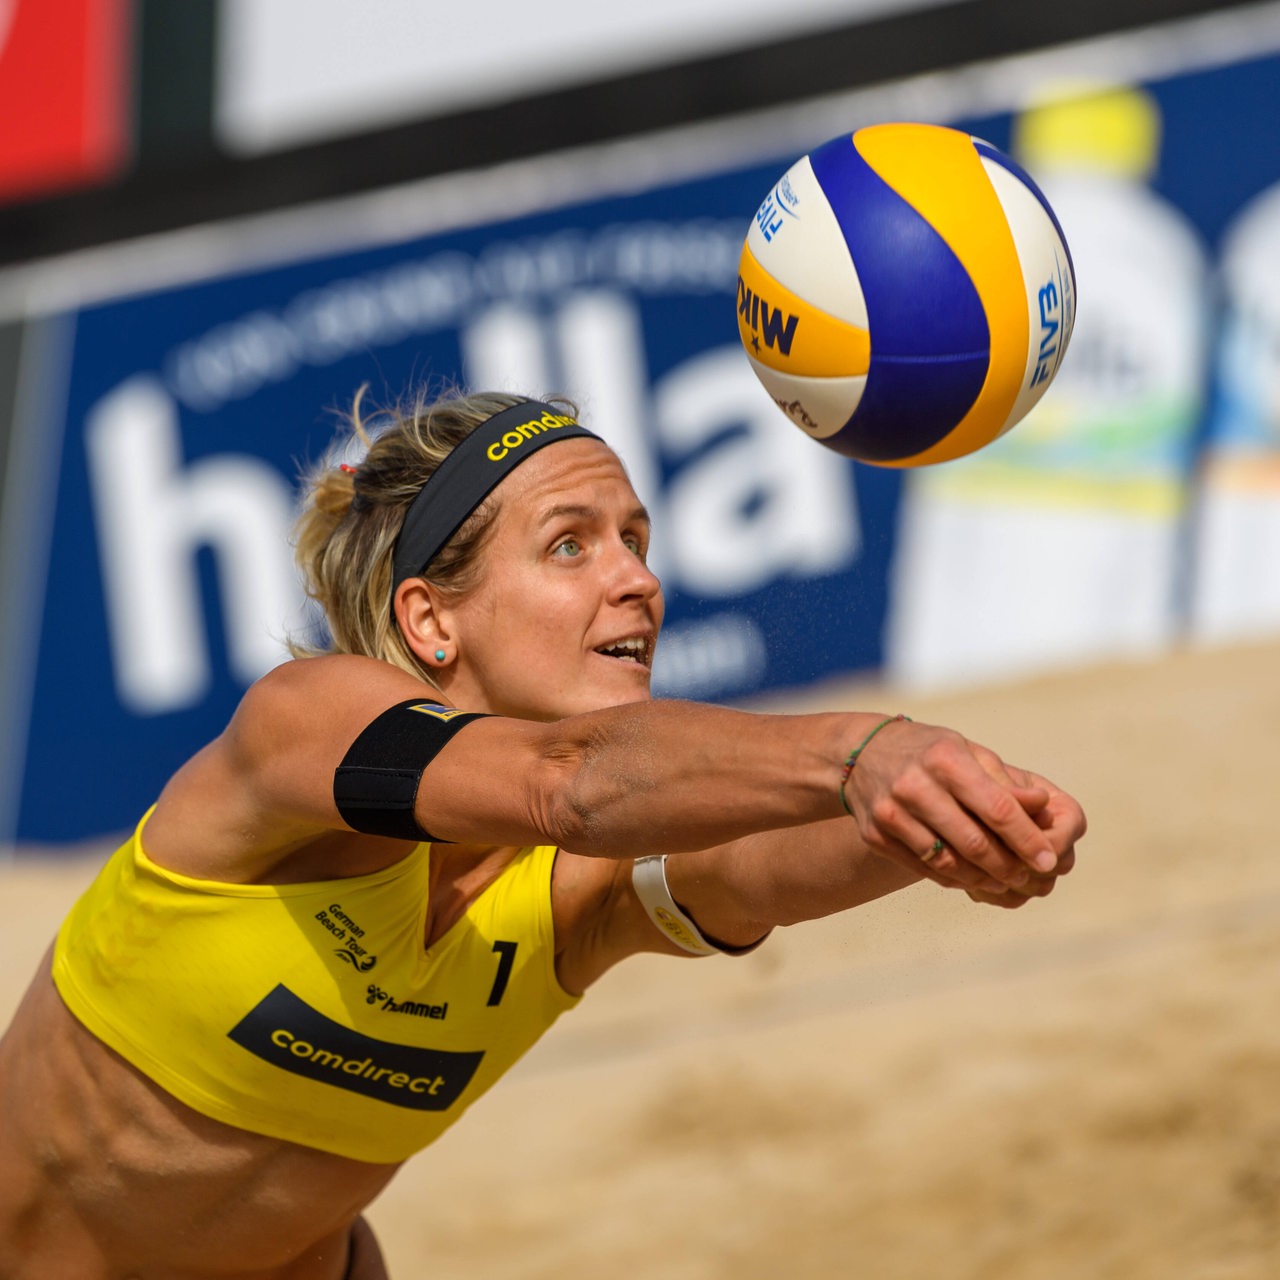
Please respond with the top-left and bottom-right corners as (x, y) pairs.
(434, 650), (447, 663)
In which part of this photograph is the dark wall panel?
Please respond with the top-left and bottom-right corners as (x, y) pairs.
(0, 0), (1261, 266)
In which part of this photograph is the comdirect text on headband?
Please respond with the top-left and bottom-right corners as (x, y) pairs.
(485, 410), (578, 461)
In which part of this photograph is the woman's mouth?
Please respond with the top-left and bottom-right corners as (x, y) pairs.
(594, 636), (652, 667)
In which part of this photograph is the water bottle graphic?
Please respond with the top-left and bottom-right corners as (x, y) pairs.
(1190, 182), (1280, 642)
(888, 85), (1211, 689)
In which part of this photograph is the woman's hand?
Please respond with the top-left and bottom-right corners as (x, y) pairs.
(842, 720), (1086, 895)
(963, 844), (1078, 908)
(963, 763), (1084, 905)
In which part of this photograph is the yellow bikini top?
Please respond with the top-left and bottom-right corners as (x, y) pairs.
(52, 810), (579, 1163)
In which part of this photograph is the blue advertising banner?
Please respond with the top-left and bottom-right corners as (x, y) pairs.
(14, 164), (900, 844)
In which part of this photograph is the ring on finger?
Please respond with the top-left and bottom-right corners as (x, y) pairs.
(921, 837), (945, 863)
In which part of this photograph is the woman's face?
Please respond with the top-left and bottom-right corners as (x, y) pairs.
(438, 438), (663, 720)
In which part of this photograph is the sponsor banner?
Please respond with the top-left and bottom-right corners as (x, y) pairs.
(0, 0), (129, 203)
(13, 161), (900, 844)
(12, 17), (1280, 846)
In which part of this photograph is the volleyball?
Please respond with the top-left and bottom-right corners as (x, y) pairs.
(737, 122), (1076, 467)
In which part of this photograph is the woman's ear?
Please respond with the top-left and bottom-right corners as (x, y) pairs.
(393, 579), (454, 669)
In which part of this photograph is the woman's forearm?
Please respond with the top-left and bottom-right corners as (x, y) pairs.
(424, 699), (881, 856)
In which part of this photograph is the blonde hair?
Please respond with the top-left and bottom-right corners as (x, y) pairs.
(290, 385), (577, 682)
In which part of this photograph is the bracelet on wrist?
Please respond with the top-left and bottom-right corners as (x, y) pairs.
(839, 714), (912, 817)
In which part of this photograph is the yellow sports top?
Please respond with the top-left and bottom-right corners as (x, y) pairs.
(52, 811), (579, 1164)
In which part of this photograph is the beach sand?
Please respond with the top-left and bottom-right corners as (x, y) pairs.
(4, 639), (1278, 1278)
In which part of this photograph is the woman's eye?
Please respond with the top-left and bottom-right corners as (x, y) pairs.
(624, 536), (644, 557)
(554, 538), (581, 557)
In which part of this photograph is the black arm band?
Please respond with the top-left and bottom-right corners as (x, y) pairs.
(333, 700), (489, 841)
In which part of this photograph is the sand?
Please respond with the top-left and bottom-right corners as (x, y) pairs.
(4, 638), (1279, 1278)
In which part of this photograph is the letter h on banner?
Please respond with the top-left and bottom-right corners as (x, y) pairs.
(85, 376), (304, 713)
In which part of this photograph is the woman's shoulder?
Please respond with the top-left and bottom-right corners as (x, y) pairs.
(142, 655), (442, 879)
(235, 655), (446, 732)
(249, 652), (422, 696)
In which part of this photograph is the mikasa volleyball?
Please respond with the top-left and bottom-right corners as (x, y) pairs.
(737, 122), (1076, 467)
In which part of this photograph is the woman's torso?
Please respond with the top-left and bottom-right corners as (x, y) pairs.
(0, 817), (587, 1279)
(50, 815), (577, 1165)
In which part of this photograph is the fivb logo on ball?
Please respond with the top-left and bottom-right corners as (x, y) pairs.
(737, 122), (1076, 468)
(738, 173), (804, 360)
(735, 162), (872, 390)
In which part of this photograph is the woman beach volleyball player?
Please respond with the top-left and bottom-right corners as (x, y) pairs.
(0, 390), (1085, 1277)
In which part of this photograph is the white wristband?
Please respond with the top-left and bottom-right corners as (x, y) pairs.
(631, 854), (721, 956)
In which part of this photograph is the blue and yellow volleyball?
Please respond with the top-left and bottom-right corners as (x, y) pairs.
(737, 122), (1076, 467)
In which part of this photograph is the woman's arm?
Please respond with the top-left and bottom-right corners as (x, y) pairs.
(420, 703), (1062, 894)
(662, 764), (1084, 947)
(553, 775), (1084, 993)
(161, 652), (1071, 892)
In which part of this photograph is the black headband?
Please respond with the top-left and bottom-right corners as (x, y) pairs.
(391, 401), (602, 592)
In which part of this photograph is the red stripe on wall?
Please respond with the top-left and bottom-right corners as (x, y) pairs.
(0, 0), (131, 203)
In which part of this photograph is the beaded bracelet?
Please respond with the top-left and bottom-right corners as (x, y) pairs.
(839, 714), (912, 817)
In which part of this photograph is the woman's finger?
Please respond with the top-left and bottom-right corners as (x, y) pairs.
(866, 774), (1036, 888)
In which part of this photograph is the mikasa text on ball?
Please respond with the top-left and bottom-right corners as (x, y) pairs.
(737, 122), (1076, 466)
